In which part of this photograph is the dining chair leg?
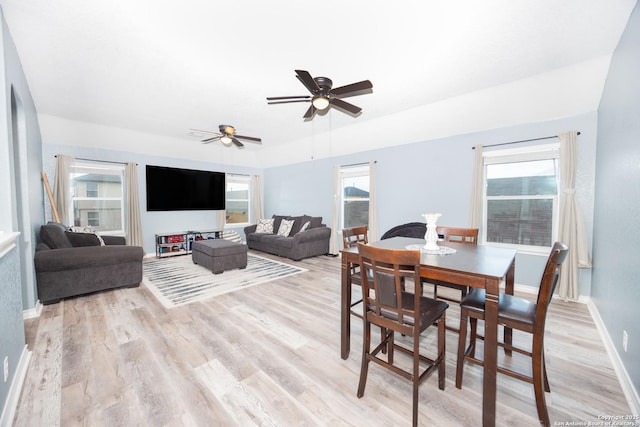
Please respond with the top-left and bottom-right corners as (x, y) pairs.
(412, 331), (420, 427)
(532, 339), (550, 426)
(388, 330), (395, 365)
(456, 311), (468, 389)
(468, 317), (478, 358)
(357, 321), (371, 398)
(438, 313), (446, 390)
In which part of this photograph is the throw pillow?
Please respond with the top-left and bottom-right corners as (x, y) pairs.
(299, 221), (311, 232)
(68, 226), (106, 246)
(40, 222), (73, 249)
(277, 219), (295, 237)
(256, 218), (274, 234)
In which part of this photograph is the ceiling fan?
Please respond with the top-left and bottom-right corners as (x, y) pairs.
(189, 125), (262, 148)
(267, 69), (373, 119)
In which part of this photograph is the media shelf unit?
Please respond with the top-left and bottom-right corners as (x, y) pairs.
(155, 229), (222, 258)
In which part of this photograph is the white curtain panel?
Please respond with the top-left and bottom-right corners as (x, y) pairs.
(557, 131), (592, 300)
(368, 160), (379, 242)
(468, 144), (483, 229)
(125, 162), (144, 247)
(329, 165), (340, 255)
(250, 174), (264, 223)
(52, 154), (73, 224)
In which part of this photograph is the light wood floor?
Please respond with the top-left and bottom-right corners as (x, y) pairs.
(14, 251), (631, 426)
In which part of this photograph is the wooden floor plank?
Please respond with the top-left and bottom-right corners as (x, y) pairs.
(14, 251), (632, 426)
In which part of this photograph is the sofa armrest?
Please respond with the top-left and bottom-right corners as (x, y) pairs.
(293, 226), (331, 243)
(244, 224), (258, 235)
(34, 245), (144, 272)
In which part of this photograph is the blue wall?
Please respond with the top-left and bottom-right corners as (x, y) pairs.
(42, 143), (261, 255)
(0, 8), (41, 420)
(593, 2), (640, 398)
(264, 112), (598, 290)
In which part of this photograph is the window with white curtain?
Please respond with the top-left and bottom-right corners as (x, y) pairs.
(483, 144), (559, 252)
(226, 174), (250, 225)
(68, 160), (125, 234)
(340, 164), (370, 229)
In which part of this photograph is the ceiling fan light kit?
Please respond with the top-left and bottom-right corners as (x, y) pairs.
(312, 96), (330, 110)
(267, 69), (373, 120)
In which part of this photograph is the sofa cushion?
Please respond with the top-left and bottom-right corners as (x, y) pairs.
(65, 230), (104, 247)
(40, 222), (72, 249)
(277, 219), (295, 237)
(299, 221), (311, 232)
(289, 215), (311, 236)
(274, 236), (294, 249)
(255, 218), (274, 233)
(309, 216), (323, 228)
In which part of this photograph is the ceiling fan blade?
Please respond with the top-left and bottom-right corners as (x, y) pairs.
(330, 80), (373, 97)
(268, 99), (311, 104)
(303, 104), (316, 119)
(266, 96), (311, 101)
(189, 128), (218, 134)
(235, 134), (262, 143)
(231, 138), (244, 148)
(295, 69), (320, 94)
(201, 136), (221, 143)
(331, 98), (362, 115)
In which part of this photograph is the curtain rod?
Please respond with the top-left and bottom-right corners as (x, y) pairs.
(55, 155), (137, 166)
(472, 131), (580, 150)
(342, 160), (377, 167)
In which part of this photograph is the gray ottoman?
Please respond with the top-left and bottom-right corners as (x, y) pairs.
(192, 239), (248, 274)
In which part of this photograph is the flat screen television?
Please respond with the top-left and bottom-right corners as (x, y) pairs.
(146, 165), (226, 211)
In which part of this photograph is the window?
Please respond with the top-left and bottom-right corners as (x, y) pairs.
(226, 174), (250, 224)
(483, 144), (559, 251)
(69, 160), (125, 234)
(87, 211), (100, 227)
(341, 165), (370, 229)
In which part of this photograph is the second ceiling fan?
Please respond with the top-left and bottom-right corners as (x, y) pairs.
(191, 125), (262, 148)
(267, 69), (373, 119)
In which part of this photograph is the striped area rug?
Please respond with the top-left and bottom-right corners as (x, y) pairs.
(143, 253), (307, 308)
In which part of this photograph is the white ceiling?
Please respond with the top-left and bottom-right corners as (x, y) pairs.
(0, 1), (636, 168)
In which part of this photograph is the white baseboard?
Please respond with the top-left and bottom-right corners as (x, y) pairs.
(0, 345), (32, 427)
(587, 299), (640, 416)
(23, 300), (42, 320)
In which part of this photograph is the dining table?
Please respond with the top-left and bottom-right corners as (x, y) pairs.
(340, 236), (516, 427)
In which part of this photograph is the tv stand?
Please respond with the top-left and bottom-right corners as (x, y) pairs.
(155, 229), (222, 258)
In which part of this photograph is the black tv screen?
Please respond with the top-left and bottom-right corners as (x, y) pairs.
(146, 165), (226, 211)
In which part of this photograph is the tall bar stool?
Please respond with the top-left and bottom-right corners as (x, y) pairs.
(455, 241), (569, 426)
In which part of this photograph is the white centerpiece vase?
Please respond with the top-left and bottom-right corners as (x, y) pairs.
(422, 213), (442, 251)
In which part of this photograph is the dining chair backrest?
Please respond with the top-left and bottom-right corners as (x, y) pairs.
(436, 226), (479, 245)
(342, 225), (368, 249)
(535, 241), (569, 329)
(357, 243), (422, 333)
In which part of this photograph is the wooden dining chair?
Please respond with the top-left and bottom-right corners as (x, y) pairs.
(428, 226), (479, 305)
(342, 226), (369, 319)
(455, 241), (569, 427)
(357, 243), (448, 427)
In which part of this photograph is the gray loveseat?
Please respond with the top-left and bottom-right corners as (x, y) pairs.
(244, 214), (331, 261)
(34, 222), (145, 304)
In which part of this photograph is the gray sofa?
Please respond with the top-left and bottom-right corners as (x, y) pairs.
(34, 222), (145, 304)
(244, 214), (331, 261)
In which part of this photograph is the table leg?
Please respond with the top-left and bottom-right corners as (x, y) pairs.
(340, 253), (351, 360)
(483, 279), (500, 427)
